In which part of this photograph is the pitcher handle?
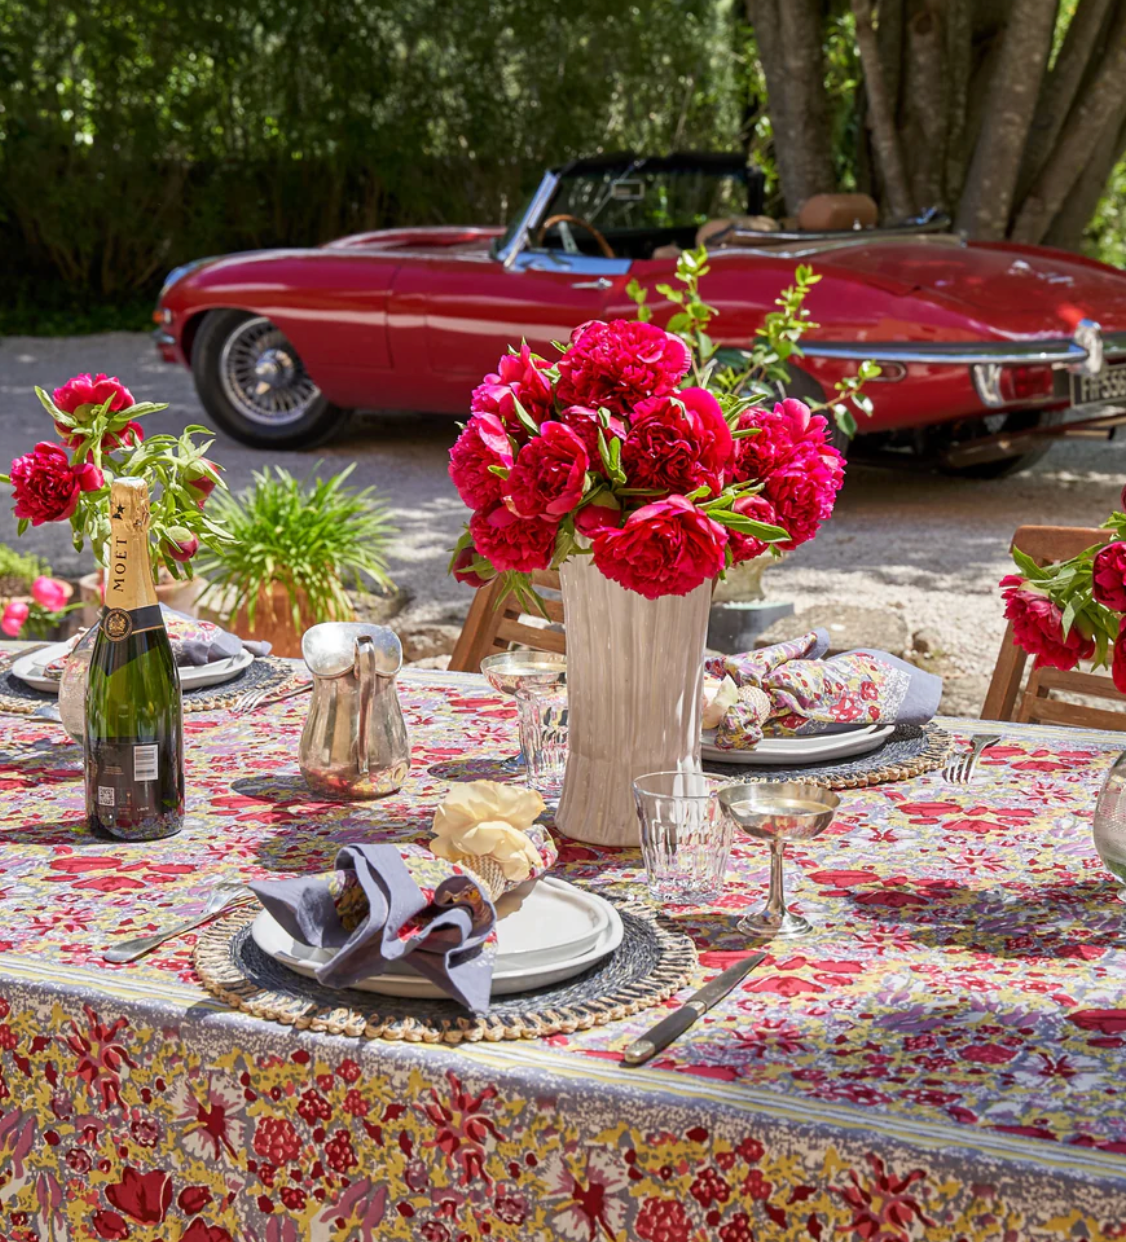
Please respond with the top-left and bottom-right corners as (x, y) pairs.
(354, 634), (377, 778)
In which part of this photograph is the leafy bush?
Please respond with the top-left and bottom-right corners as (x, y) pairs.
(196, 465), (396, 630)
(0, 0), (738, 326)
(0, 544), (49, 597)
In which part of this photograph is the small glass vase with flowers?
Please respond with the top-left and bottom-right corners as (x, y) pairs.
(0, 373), (226, 737)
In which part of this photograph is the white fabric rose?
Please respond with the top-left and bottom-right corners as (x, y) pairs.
(701, 673), (739, 731)
(431, 781), (547, 883)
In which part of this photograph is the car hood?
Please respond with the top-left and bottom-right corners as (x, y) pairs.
(819, 240), (1126, 336)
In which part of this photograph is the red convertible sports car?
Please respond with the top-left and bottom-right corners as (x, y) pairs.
(155, 152), (1126, 477)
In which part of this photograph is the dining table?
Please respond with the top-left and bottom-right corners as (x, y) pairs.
(0, 649), (1125, 1242)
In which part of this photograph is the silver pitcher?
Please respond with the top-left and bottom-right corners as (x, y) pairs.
(298, 622), (410, 799)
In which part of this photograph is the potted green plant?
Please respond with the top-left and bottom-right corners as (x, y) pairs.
(0, 545), (79, 640)
(196, 464), (396, 657)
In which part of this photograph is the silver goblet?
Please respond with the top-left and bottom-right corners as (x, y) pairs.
(480, 651), (567, 768)
(717, 781), (840, 939)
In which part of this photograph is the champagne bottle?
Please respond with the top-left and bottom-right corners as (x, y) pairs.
(85, 478), (185, 840)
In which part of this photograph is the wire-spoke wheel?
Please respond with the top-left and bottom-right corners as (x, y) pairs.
(191, 309), (347, 449)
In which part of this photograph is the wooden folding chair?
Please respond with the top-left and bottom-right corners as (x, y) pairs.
(448, 570), (565, 672)
(981, 524), (1125, 730)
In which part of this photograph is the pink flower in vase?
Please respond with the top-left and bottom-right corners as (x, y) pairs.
(1, 601), (29, 637)
(621, 386), (732, 497)
(505, 422), (589, 518)
(451, 546), (493, 589)
(9, 442), (103, 525)
(1092, 541), (1126, 611)
(470, 343), (555, 437)
(469, 503), (558, 573)
(52, 373), (135, 416)
(726, 493), (783, 564)
(1000, 575), (1094, 670)
(448, 414), (514, 510)
(31, 576), (70, 612)
(591, 495), (727, 599)
(555, 319), (690, 413)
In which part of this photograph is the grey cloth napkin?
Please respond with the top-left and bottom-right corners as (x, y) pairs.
(249, 844), (497, 1013)
(160, 606), (272, 664)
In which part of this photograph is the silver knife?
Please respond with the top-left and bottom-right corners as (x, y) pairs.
(623, 951), (767, 1066)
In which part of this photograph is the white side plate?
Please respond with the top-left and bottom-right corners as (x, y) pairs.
(11, 643), (254, 693)
(251, 877), (624, 998)
(702, 722), (895, 765)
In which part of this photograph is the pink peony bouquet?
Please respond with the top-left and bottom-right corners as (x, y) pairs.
(1, 373), (225, 579)
(448, 320), (844, 601)
(1000, 490), (1126, 689)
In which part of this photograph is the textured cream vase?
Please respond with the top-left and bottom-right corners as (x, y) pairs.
(555, 555), (711, 847)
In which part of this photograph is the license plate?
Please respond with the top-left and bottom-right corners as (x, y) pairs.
(1071, 363), (1126, 406)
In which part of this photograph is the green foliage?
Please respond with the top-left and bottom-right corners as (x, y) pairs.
(0, 544), (49, 594)
(627, 246), (880, 435)
(0, 0), (739, 325)
(196, 464), (396, 632)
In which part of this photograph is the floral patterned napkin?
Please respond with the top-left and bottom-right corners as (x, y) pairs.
(250, 783), (558, 1012)
(703, 628), (942, 751)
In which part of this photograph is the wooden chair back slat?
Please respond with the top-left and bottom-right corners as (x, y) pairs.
(981, 524), (1122, 731)
(448, 569), (565, 673)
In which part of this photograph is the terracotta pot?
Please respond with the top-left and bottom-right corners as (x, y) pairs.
(79, 570), (204, 627)
(202, 583), (351, 658)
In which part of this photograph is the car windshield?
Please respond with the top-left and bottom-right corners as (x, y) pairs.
(495, 161), (754, 261)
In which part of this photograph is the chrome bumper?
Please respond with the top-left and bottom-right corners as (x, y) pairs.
(802, 329), (1126, 368)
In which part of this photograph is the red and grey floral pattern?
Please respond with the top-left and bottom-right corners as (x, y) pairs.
(0, 657), (1124, 1239)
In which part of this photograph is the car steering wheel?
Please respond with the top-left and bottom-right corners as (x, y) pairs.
(535, 213), (616, 259)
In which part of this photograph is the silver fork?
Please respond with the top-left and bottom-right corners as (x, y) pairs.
(103, 881), (251, 963)
(232, 682), (311, 716)
(943, 733), (1002, 785)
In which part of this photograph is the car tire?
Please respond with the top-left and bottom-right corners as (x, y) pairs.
(191, 309), (347, 449)
(939, 408), (1065, 479)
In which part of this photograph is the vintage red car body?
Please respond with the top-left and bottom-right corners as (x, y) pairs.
(155, 154), (1126, 473)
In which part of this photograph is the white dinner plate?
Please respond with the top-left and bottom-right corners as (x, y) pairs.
(251, 876), (624, 998)
(11, 642), (254, 693)
(701, 722), (895, 766)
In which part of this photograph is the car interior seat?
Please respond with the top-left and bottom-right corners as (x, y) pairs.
(796, 194), (878, 231)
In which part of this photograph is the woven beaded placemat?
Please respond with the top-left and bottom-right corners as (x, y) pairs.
(194, 902), (698, 1045)
(702, 722), (954, 790)
(0, 656), (303, 716)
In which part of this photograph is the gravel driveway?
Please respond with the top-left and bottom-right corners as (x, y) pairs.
(2, 331), (1123, 714)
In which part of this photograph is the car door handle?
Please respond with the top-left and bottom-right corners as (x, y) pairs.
(571, 278), (613, 290)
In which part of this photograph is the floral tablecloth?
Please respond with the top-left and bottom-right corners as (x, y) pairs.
(0, 660), (1125, 1242)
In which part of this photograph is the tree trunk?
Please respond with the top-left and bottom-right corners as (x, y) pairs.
(942, 0), (974, 207)
(900, 1), (948, 211)
(1016, 0), (1116, 200)
(1011, 3), (1126, 242)
(851, 0), (915, 219)
(955, 0), (1057, 239)
(1043, 99), (1126, 251)
(746, 0), (836, 214)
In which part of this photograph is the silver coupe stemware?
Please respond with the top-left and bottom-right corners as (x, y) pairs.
(718, 781), (840, 939)
(480, 650), (567, 768)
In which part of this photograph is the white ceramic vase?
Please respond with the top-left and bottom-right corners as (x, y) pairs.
(555, 555), (711, 847)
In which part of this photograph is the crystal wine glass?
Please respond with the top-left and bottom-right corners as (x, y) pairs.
(717, 781), (840, 938)
(1093, 750), (1126, 901)
(480, 651), (567, 768)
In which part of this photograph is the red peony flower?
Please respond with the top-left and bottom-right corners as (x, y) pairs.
(1, 601), (29, 638)
(469, 503), (558, 573)
(31, 576), (70, 612)
(574, 492), (622, 537)
(730, 398), (841, 484)
(91, 1210), (130, 1241)
(105, 1166), (173, 1225)
(470, 343), (555, 435)
(556, 404), (625, 463)
(52, 373), (134, 416)
(9, 442), (103, 525)
(591, 495), (727, 599)
(1093, 541), (1126, 611)
(555, 319), (690, 413)
(726, 493), (781, 565)
(451, 545), (494, 589)
(505, 421), (589, 518)
(1114, 620), (1126, 693)
(185, 460), (220, 506)
(761, 446), (841, 550)
(622, 386), (732, 497)
(55, 419), (144, 451)
(162, 529), (199, 563)
(448, 414), (514, 510)
(1000, 574), (1095, 670)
